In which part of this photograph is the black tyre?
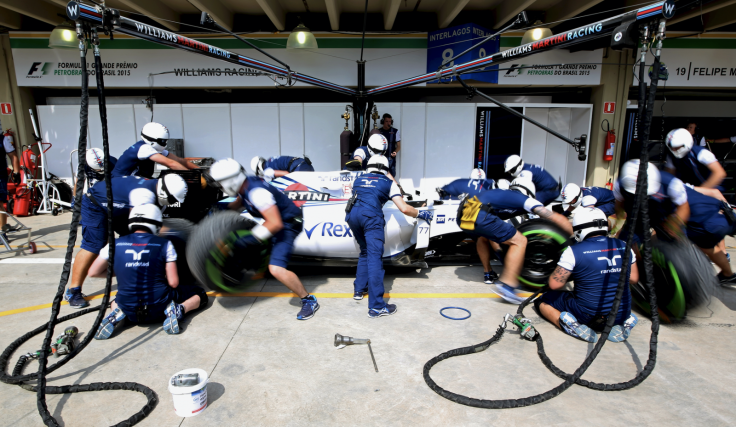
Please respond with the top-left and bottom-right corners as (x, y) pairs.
(631, 239), (717, 322)
(186, 211), (269, 293)
(501, 219), (570, 288)
(161, 218), (196, 287)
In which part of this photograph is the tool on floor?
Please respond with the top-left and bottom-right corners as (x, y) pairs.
(171, 373), (200, 387)
(334, 333), (379, 373)
(16, 326), (79, 372)
(503, 313), (536, 340)
(0, 208), (35, 255)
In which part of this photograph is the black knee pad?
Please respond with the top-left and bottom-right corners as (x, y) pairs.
(195, 286), (209, 308)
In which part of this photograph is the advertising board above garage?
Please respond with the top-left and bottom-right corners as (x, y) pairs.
(642, 35), (736, 87)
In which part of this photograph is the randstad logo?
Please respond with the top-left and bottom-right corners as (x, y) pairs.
(27, 62), (52, 78)
(304, 222), (354, 239)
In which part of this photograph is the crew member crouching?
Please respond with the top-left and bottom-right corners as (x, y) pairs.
(90, 204), (207, 339)
(535, 207), (638, 343)
(251, 155), (314, 179)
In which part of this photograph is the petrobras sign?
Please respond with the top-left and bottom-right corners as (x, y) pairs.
(498, 48), (602, 85)
(426, 23), (500, 84)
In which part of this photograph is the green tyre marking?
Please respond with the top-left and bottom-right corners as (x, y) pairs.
(666, 261), (687, 320)
(517, 228), (567, 286)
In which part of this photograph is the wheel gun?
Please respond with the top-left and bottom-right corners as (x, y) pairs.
(504, 313), (537, 340)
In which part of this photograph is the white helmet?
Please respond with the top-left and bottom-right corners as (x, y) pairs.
(250, 156), (266, 177)
(510, 176), (536, 198)
(209, 158), (246, 197)
(519, 170), (533, 180)
(581, 195), (597, 208)
(470, 168), (486, 180)
(666, 128), (693, 159)
(85, 148), (105, 172)
(504, 154), (524, 177)
(156, 174), (188, 206)
(496, 179), (511, 190)
(572, 207), (608, 242)
(366, 155), (390, 174)
(620, 159), (661, 195)
(561, 183), (583, 211)
(141, 122), (169, 153)
(128, 203), (163, 234)
(367, 134), (388, 156)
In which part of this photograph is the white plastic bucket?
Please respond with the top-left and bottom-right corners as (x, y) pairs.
(168, 368), (209, 417)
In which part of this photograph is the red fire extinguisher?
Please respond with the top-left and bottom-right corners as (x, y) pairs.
(605, 178), (613, 191)
(602, 119), (615, 162)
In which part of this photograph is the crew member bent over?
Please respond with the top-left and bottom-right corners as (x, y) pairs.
(536, 207), (639, 343)
(346, 155), (433, 317)
(90, 204), (207, 339)
(457, 176), (572, 304)
(251, 155), (314, 178)
(504, 154), (560, 205)
(112, 122), (196, 178)
(209, 158), (319, 320)
(65, 174), (188, 308)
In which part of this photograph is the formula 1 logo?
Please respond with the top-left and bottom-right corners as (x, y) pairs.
(66, 1), (80, 20)
(126, 249), (150, 260)
(304, 222), (353, 239)
(26, 62), (52, 78)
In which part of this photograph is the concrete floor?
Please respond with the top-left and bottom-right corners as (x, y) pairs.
(2, 211), (736, 426)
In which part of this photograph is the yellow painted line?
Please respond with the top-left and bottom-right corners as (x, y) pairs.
(0, 291), (532, 318)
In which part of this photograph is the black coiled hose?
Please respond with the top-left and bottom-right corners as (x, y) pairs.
(0, 30), (157, 427)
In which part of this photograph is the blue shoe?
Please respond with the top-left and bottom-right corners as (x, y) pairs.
(163, 301), (184, 335)
(297, 295), (319, 320)
(353, 290), (366, 300)
(368, 304), (397, 318)
(484, 271), (499, 284)
(608, 314), (638, 342)
(64, 287), (89, 309)
(492, 282), (525, 304)
(95, 308), (126, 340)
(560, 311), (598, 343)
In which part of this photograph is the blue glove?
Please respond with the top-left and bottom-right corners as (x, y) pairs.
(417, 210), (433, 223)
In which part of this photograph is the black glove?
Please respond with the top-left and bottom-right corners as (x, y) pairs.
(10, 173), (20, 185)
(345, 160), (363, 171)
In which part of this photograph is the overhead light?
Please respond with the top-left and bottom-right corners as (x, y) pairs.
(48, 22), (78, 49)
(287, 20), (318, 49)
(521, 20), (552, 45)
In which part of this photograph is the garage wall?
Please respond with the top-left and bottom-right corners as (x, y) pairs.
(38, 102), (592, 193)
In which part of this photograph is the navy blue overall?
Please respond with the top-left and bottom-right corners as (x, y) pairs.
(668, 145), (723, 191)
(440, 178), (496, 199)
(85, 156), (118, 188)
(112, 141), (168, 178)
(379, 127), (399, 176)
(264, 156), (314, 173)
(239, 176), (303, 268)
(459, 189), (539, 243)
(522, 164), (559, 205)
(344, 146), (372, 171)
(618, 171), (684, 244)
(686, 187), (736, 248)
(563, 186), (616, 218)
(345, 172), (400, 310)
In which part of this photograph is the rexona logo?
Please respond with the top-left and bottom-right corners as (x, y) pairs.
(26, 62), (52, 78)
(304, 222), (354, 239)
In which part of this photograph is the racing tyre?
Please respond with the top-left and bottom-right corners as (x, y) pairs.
(631, 239), (717, 322)
(161, 218), (196, 287)
(501, 219), (569, 288)
(186, 211), (270, 293)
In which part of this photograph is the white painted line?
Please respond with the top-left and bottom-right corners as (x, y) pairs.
(0, 258), (71, 264)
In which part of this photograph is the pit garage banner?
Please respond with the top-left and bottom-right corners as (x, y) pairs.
(498, 49), (603, 85)
(644, 46), (736, 87)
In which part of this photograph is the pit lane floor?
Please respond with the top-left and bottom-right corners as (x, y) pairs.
(2, 212), (736, 426)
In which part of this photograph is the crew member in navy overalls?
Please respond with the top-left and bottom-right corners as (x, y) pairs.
(614, 160), (690, 247)
(89, 204), (208, 339)
(209, 158), (320, 320)
(72, 148), (119, 209)
(439, 168), (500, 284)
(250, 155), (314, 179)
(378, 113), (401, 177)
(112, 122), (195, 178)
(346, 155), (433, 317)
(345, 134), (387, 171)
(664, 128), (726, 191)
(65, 174), (188, 309)
(684, 186), (736, 284)
(561, 183), (616, 218)
(1, 130), (19, 241)
(456, 176), (573, 304)
(536, 207), (639, 343)
(504, 154), (560, 205)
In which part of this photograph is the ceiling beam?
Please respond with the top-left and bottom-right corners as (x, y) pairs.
(703, 3), (736, 30)
(0, 0), (62, 26)
(493, 0), (536, 29)
(46, 0), (67, 7)
(188, 0), (233, 31)
(255, 0), (286, 31)
(117, 0), (179, 32)
(668, 0), (736, 25)
(546, 0), (604, 28)
(0, 6), (21, 29)
(325, 0), (340, 30)
(383, 0), (401, 30)
(437, 0), (470, 29)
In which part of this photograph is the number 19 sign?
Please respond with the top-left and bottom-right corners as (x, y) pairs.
(426, 23), (500, 84)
